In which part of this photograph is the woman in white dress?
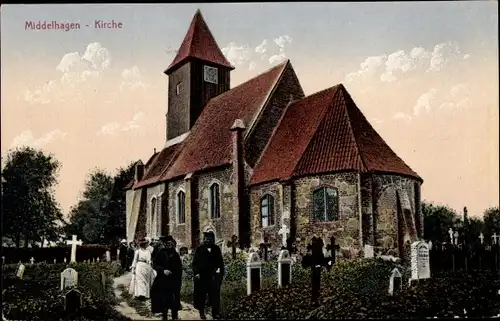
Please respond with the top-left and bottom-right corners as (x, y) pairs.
(129, 238), (153, 300)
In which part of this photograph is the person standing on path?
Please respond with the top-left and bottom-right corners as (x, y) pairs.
(118, 239), (128, 271)
(129, 238), (153, 300)
(126, 241), (136, 271)
(192, 231), (225, 320)
(151, 235), (183, 321)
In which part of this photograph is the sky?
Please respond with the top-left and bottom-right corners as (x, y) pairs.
(1, 2), (498, 218)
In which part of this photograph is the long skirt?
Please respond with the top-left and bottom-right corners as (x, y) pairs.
(129, 262), (152, 298)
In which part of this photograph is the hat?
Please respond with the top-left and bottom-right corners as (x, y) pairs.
(121, 239), (127, 244)
(138, 238), (148, 245)
(159, 235), (175, 243)
(203, 231), (215, 238)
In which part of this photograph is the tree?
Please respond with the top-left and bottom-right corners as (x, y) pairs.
(66, 162), (135, 244)
(483, 206), (500, 242)
(1, 147), (63, 248)
(422, 201), (461, 243)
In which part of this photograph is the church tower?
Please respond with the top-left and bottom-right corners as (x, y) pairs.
(164, 10), (234, 142)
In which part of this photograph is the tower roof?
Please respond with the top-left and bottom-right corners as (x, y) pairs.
(250, 84), (422, 186)
(165, 10), (234, 74)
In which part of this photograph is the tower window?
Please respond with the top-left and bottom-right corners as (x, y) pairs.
(176, 82), (182, 95)
(204, 65), (218, 84)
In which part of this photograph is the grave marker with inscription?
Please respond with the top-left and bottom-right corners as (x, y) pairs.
(278, 249), (293, 287)
(246, 252), (262, 295)
(411, 241), (431, 281)
(61, 268), (78, 291)
(364, 244), (374, 259)
(16, 264), (25, 279)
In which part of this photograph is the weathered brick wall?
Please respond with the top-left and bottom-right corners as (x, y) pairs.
(294, 173), (361, 256)
(250, 182), (284, 249)
(145, 184), (166, 239)
(372, 174), (421, 256)
(244, 63), (305, 167)
(167, 63), (191, 140)
(197, 167), (234, 248)
(167, 179), (188, 247)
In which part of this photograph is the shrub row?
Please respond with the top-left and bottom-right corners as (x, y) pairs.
(1, 245), (119, 264)
(2, 261), (129, 321)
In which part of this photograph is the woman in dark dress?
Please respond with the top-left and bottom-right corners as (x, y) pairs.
(151, 235), (183, 321)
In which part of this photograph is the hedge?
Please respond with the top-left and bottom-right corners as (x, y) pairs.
(2, 261), (130, 321)
(1, 245), (119, 264)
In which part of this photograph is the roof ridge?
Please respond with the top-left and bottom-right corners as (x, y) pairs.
(244, 60), (290, 140)
(338, 84), (368, 172)
(283, 86), (338, 181)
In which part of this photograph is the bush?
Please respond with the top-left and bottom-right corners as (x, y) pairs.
(1, 245), (119, 264)
(2, 261), (129, 321)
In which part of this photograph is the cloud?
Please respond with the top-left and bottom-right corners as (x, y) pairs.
(268, 35), (293, 64)
(345, 55), (387, 84)
(222, 42), (259, 71)
(255, 39), (268, 58)
(10, 129), (67, 148)
(25, 42), (111, 105)
(97, 112), (146, 136)
(346, 42), (470, 84)
(413, 88), (438, 116)
(392, 112), (412, 122)
(120, 66), (148, 92)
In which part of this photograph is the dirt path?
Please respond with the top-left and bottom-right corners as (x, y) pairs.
(113, 272), (209, 320)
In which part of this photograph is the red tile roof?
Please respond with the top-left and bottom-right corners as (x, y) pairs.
(161, 61), (289, 181)
(250, 84), (422, 186)
(133, 143), (183, 189)
(123, 153), (159, 190)
(165, 10), (234, 75)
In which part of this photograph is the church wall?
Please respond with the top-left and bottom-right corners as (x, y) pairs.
(197, 167), (234, 249)
(244, 63), (305, 167)
(167, 63), (191, 140)
(167, 179), (188, 247)
(293, 172), (362, 256)
(372, 174), (421, 256)
(125, 189), (134, 241)
(249, 182), (284, 250)
(145, 184), (166, 239)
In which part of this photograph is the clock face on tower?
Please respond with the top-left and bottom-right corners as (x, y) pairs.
(204, 65), (218, 84)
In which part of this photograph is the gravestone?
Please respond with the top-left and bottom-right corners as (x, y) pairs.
(364, 244), (374, 259)
(64, 257), (67, 263)
(411, 241), (431, 281)
(278, 224), (290, 248)
(64, 288), (82, 316)
(246, 252), (262, 295)
(479, 233), (484, 244)
(278, 249), (293, 287)
(105, 250), (111, 262)
(16, 263), (26, 279)
(61, 268), (78, 291)
(29, 257), (35, 265)
(66, 235), (82, 263)
(96, 257), (100, 262)
(2, 256), (5, 265)
(388, 267), (402, 296)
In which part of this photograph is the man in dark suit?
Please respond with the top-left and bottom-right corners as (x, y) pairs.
(192, 231), (225, 319)
(151, 235), (183, 321)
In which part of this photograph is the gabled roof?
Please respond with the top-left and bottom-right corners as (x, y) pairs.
(250, 84), (422, 186)
(165, 10), (234, 75)
(161, 61), (289, 181)
(132, 143), (183, 189)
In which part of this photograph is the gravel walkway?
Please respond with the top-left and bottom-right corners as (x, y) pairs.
(113, 272), (209, 320)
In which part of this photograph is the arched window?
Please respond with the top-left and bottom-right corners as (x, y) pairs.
(209, 183), (221, 219)
(312, 187), (339, 222)
(260, 194), (275, 227)
(177, 191), (186, 224)
(151, 198), (157, 236)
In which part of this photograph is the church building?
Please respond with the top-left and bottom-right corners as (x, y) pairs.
(124, 10), (424, 258)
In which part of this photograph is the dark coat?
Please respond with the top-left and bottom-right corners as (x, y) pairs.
(151, 248), (183, 314)
(192, 244), (225, 312)
(118, 244), (128, 268)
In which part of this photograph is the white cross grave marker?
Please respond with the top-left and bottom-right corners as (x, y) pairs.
(454, 231), (459, 245)
(492, 233), (499, 245)
(278, 224), (290, 247)
(29, 257), (35, 265)
(479, 233), (484, 244)
(448, 228), (454, 243)
(66, 235), (82, 263)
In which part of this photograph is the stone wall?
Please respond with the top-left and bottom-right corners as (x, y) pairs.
(372, 174), (421, 256)
(197, 167), (234, 248)
(250, 182), (284, 249)
(145, 184), (166, 239)
(294, 173), (361, 256)
(167, 179), (187, 247)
